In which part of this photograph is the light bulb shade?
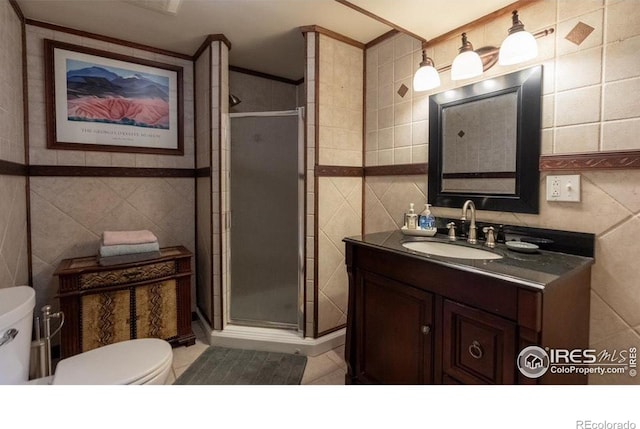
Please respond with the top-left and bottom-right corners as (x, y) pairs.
(451, 50), (483, 80)
(413, 64), (441, 91)
(499, 30), (538, 65)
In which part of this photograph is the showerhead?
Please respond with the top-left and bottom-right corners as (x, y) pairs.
(229, 94), (241, 107)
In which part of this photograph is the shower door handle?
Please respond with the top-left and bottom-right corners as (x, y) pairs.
(0, 328), (18, 347)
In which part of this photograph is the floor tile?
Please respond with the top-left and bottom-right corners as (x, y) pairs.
(309, 368), (346, 385)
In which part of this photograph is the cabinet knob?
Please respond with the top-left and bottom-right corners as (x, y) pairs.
(421, 325), (431, 335)
(468, 340), (484, 359)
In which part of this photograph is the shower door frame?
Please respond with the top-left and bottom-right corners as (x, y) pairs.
(228, 108), (305, 333)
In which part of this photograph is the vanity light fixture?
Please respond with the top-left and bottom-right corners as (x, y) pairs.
(413, 49), (441, 92)
(451, 33), (483, 81)
(498, 10), (538, 66)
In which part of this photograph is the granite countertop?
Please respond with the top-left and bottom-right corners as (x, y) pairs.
(344, 230), (594, 290)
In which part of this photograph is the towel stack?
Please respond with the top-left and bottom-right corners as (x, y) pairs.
(98, 230), (161, 266)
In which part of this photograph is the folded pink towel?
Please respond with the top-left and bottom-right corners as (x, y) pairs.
(102, 230), (158, 246)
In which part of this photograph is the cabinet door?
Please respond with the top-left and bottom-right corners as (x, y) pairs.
(135, 280), (179, 340)
(81, 289), (132, 352)
(356, 271), (434, 384)
(442, 300), (516, 384)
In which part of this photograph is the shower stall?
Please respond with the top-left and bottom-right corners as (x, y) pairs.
(228, 109), (304, 332)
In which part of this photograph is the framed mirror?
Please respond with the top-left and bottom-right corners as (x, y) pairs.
(428, 66), (542, 214)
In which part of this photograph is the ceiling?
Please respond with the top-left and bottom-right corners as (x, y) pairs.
(16, 0), (515, 80)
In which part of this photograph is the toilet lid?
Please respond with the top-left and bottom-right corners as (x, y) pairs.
(53, 338), (173, 385)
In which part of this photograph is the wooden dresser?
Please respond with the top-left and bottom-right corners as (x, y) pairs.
(54, 246), (196, 359)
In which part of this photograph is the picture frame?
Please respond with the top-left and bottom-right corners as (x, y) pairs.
(44, 39), (184, 155)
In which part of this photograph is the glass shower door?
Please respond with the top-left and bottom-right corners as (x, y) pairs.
(229, 113), (300, 329)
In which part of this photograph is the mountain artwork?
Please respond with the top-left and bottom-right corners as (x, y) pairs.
(65, 60), (171, 129)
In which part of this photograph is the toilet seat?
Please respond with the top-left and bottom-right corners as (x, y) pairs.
(52, 338), (173, 385)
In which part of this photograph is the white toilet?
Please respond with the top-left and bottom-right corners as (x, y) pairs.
(0, 286), (173, 385)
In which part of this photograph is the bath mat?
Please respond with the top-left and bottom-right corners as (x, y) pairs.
(173, 346), (308, 385)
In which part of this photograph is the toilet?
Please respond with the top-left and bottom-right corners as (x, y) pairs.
(0, 286), (173, 385)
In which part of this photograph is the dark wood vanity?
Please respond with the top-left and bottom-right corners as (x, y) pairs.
(344, 231), (593, 385)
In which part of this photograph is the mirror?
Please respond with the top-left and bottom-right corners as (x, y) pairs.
(428, 66), (542, 214)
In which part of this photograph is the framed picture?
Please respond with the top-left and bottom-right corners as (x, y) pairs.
(44, 39), (184, 155)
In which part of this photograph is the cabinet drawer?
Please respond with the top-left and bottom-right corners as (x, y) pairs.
(442, 300), (516, 384)
(79, 261), (176, 289)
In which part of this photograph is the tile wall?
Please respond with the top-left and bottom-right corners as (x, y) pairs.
(195, 46), (213, 325)
(364, 0), (640, 384)
(0, 1), (29, 291)
(24, 24), (196, 312)
(315, 34), (363, 335)
(304, 32), (316, 336)
(194, 40), (229, 331)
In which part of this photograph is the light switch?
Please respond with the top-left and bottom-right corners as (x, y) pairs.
(546, 174), (581, 202)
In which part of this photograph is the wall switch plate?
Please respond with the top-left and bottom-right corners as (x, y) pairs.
(546, 174), (581, 202)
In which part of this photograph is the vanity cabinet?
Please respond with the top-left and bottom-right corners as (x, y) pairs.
(344, 236), (592, 385)
(354, 271), (433, 384)
(54, 246), (196, 358)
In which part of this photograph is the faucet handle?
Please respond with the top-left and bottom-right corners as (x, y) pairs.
(482, 226), (496, 248)
(446, 222), (457, 241)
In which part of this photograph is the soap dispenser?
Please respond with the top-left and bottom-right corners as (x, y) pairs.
(405, 203), (418, 230)
(419, 204), (435, 230)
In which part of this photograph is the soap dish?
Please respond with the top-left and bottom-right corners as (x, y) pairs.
(506, 240), (539, 253)
(400, 226), (437, 237)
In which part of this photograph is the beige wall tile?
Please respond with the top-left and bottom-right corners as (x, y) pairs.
(378, 148), (393, 165)
(365, 150), (378, 166)
(605, 35), (640, 82)
(541, 128), (554, 155)
(555, 86), (601, 126)
(378, 83), (394, 109)
(555, 124), (600, 153)
(602, 119), (640, 151)
(412, 145), (428, 163)
(394, 147), (411, 164)
(603, 78), (640, 120)
(394, 101), (412, 125)
(556, 47), (603, 91)
(366, 130), (378, 152)
(542, 95), (555, 128)
(394, 124), (411, 148)
(558, 0), (603, 22)
(583, 169), (640, 212)
(606, 0), (640, 42)
(394, 54), (413, 82)
(378, 106), (394, 128)
(412, 121), (428, 145)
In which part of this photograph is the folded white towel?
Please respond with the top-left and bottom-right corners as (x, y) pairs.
(99, 241), (160, 258)
(103, 230), (158, 246)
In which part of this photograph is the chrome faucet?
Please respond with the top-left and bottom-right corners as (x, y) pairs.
(461, 200), (477, 244)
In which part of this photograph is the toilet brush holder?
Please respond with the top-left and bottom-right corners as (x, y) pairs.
(29, 316), (47, 380)
(32, 306), (65, 379)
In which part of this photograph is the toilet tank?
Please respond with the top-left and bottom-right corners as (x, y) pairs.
(0, 286), (35, 384)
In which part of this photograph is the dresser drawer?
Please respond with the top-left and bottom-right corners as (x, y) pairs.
(79, 261), (176, 289)
(442, 300), (516, 384)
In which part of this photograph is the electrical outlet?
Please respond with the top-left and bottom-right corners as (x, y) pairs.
(546, 175), (581, 202)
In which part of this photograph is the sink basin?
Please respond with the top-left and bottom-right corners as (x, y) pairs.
(402, 241), (503, 260)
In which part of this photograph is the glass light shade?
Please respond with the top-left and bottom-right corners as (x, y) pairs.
(499, 30), (538, 65)
(451, 50), (483, 80)
(413, 64), (441, 91)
